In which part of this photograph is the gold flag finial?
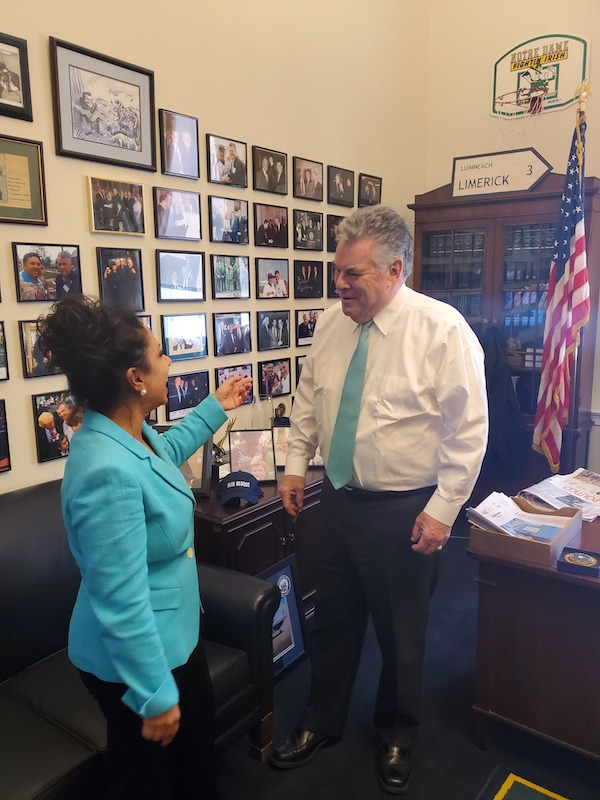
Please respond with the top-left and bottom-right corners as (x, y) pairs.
(574, 80), (593, 111)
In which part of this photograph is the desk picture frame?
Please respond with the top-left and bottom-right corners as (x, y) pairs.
(154, 424), (213, 496)
(229, 428), (276, 482)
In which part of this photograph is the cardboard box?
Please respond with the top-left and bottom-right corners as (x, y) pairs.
(469, 497), (582, 566)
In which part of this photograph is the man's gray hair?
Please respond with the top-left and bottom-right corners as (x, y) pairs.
(337, 206), (413, 278)
(56, 251), (73, 262)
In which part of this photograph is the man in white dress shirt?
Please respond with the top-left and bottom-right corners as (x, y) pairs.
(271, 206), (488, 794)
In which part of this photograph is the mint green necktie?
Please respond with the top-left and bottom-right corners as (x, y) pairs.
(326, 321), (373, 490)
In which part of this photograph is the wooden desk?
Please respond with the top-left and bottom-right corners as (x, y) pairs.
(194, 467), (324, 619)
(470, 520), (600, 759)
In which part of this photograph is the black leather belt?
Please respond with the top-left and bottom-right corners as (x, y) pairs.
(341, 484), (436, 500)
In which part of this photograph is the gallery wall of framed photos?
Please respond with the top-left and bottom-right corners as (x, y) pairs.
(0, 7), (402, 493)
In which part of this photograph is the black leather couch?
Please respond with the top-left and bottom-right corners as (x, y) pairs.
(0, 480), (280, 800)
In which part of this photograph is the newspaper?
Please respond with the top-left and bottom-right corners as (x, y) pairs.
(518, 468), (600, 522)
(467, 492), (573, 542)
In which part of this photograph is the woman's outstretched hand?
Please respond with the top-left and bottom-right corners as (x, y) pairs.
(214, 376), (253, 410)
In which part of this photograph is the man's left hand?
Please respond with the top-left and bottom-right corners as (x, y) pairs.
(411, 511), (451, 555)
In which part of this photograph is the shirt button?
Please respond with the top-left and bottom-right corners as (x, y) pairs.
(187, 547), (194, 558)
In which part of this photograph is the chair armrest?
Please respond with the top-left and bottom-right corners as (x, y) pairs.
(198, 563), (280, 712)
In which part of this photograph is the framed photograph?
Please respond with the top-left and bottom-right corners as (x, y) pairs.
(229, 428), (276, 482)
(206, 134), (247, 187)
(32, 390), (79, 463)
(208, 196), (249, 244)
(0, 321), (7, 380)
(327, 261), (339, 298)
(210, 255), (250, 300)
(0, 135), (47, 225)
(215, 363), (254, 406)
(139, 314), (152, 330)
(87, 177), (145, 234)
(0, 33), (32, 121)
(257, 310), (290, 351)
(19, 320), (63, 379)
(327, 214), (344, 253)
(153, 187), (201, 241)
(49, 38), (156, 171)
(293, 210), (323, 251)
(257, 555), (307, 679)
(293, 157), (323, 202)
(256, 258), (289, 299)
(154, 424), (213, 495)
(252, 146), (287, 194)
(296, 308), (323, 346)
(97, 248), (144, 311)
(258, 357), (292, 397)
(273, 426), (291, 467)
(159, 109), (199, 179)
(213, 311), (251, 357)
(156, 250), (205, 302)
(296, 354), (307, 385)
(327, 166), (355, 207)
(254, 203), (288, 248)
(294, 260), (323, 299)
(165, 369), (209, 421)
(0, 399), (10, 473)
(161, 313), (208, 362)
(13, 243), (82, 303)
(358, 173), (382, 207)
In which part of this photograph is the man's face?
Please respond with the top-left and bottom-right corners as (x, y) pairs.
(280, 363), (288, 377)
(56, 404), (69, 421)
(217, 148), (225, 163)
(264, 316), (270, 327)
(275, 271), (280, 281)
(23, 255), (43, 279)
(312, 170), (318, 183)
(303, 314), (308, 324)
(182, 130), (191, 147)
(262, 157), (269, 172)
(57, 256), (73, 276)
(229, 145), (237, 160)
(171, 130), (179, 145)
(333, 238), (402, 323)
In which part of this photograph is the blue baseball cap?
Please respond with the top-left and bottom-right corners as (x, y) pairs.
(216, 470), (264, 506)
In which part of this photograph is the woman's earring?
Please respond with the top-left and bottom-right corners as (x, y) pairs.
(140, 388), (147, 397)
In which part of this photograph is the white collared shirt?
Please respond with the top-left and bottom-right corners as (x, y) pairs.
(285, 284), (489, 526)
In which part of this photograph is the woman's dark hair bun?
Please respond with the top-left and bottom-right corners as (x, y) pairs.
(37, 297), (148, 414)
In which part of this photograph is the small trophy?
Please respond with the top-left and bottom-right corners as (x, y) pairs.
(213, 417), (236, 468)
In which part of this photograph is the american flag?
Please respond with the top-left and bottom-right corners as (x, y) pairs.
(533, 111), (590, 472)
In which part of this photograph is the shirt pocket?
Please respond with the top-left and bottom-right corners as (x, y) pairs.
(149, 587), (181, 611)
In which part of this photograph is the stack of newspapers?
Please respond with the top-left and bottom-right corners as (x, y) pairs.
(467, 492), (573, 543)
(518, 468), (600, 523)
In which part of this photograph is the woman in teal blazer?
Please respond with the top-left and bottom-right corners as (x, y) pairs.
(39, 298), (251, 800)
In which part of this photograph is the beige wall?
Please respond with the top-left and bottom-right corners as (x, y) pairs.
(0, 0), (429, 491)
(2, 0), (599, 492)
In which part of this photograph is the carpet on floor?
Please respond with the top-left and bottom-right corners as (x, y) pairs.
(477, 766), (571, 800)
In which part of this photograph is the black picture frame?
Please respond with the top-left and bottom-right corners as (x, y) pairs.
(294, 260), (323, 299)
(159, 109), (200, 180)
(296, 308), (323, 346)
(258, 357), (292, 397)
(0, 135), (47, 225)
(156, 250), (205, 302)
(0, 321), (8, 381)
(327, 261), (339, 298)
(358, 173), (382, 207)
(153, 187), (201, 241)
(212, 311), (252, 357)
(252, 146), (287, 195)
(254, 203), (288, 248)
(97, 247), (144, 311)
(293, 209), (323, 251)
(292, 157), (324, 202)
(0, 398), (10, 474)
(210, 255), (250, 300)
(0, 33), (33, 121)
(164, 369), (209, 421)
(32, 390), (78, 463)
(139, 314), (152, 330)
(208, 196), (249, 244)
(13, 242), (82, 303)
(257, 310), (291, 351)
(87, 177), (146, 235)
(206, 133), (248, 187)
(215, 363), (254, 406)
(295, 354), (307, 386)
(229, 428), (276, 482)
(49, 37), (156, 171)
(327, 214), (344, 253)
(255, 258), (289, 299)
(327, 165), (355, 207)
(19, 320), (63, 379)
(161, 313), (208, 362)
(154, 424), (213, 496)
(257, 554), (307, 679)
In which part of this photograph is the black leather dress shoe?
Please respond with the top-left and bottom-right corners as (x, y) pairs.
(269, 727), (340, 769)
(377, 743), (412, 794)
